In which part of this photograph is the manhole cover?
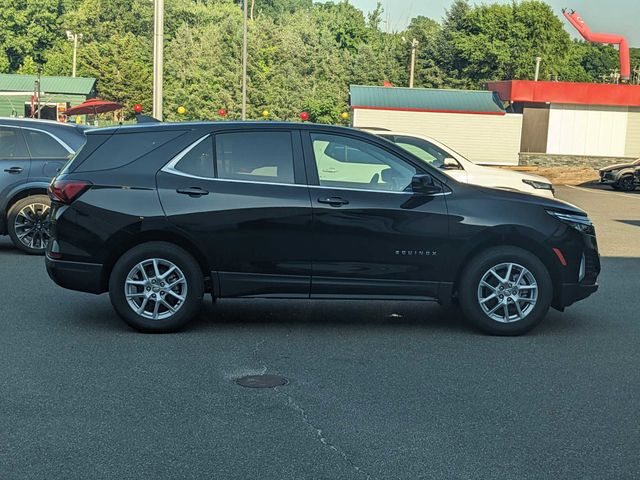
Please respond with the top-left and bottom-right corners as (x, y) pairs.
(235, 374), (289, 388)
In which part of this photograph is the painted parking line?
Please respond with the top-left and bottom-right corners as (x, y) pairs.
(563, 185), (640, 200)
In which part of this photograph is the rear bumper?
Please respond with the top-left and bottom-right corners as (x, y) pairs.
(46, 256), (104, 294)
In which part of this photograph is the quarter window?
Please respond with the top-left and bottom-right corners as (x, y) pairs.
(215, 131), (295, 184)
(0, 127), (28, 159)
(173, 136), (214, 178)
(23, 129), (69, 158)
(310, 133), (416, 192)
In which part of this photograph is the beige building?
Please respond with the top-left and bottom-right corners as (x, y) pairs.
(351, 85), (523, 165)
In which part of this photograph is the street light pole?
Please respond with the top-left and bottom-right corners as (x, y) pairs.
(409, 38), (419, 88)
(153, 0), (164, 121)
(242, 0), (248, 120)
(66, 30), (83, 78)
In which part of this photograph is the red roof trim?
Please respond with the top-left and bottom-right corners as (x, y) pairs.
(351, 105), (506, 116)
(487, 80), (640, 107)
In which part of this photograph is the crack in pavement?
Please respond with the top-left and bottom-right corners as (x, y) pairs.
(253, 340), (376, 480)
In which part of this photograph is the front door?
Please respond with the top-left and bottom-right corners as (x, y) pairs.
(157, 128), (313, 298)
(303, 131), (450, 299)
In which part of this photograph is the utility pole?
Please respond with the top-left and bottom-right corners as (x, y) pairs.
(36, 67), (42, 119)
(242, 0), (248, 120)
(409, 38), (419, 88)
(66, 31), (83, 78)
(534, 56), (541, 81)
(153, 0), (164, 121)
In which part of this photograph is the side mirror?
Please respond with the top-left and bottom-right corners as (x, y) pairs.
(443, 157), (461, 170)
(411, 174), (442, 195)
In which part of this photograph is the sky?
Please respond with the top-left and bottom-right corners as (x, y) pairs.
(325, 0), (640, 47)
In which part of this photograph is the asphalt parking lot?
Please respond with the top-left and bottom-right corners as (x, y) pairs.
(0, 185), (638, 480)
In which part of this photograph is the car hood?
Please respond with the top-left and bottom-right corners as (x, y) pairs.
(468, 165), (552, 184)
(599, 162), (637, 172)
(468, 183), (585, 215)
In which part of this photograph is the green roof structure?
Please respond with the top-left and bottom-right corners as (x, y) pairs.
(0, 74), (96, 96)
(350, 85), (506, 115)
(0, 74), (96, 118)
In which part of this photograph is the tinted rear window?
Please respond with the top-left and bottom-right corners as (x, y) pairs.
(23, 129), (70, 158)
(75, 130), (186, 172)
(215, 131), (294, 184)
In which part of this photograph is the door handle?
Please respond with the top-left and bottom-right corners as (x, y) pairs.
(4, 167), (23, 174)
(317, 196), (349, 207)
(176, 187), (209, 197)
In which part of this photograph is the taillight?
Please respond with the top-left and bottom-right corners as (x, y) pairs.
(48, 179), (92, 204)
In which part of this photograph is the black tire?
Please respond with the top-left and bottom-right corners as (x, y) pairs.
(617, 175), (636, 192)
(7, 194), (51, 255)
(109, 242), (204, 333)
(611, 184), (621, 191)
(458, 246), (552, 336)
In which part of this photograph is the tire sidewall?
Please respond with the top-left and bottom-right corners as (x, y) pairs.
(459, 247), (552, 335)
(109, 242), (204, 333)
(7, 194), (51, 255)
(618, 175), (635, 191)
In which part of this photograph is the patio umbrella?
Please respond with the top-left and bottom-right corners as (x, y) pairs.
(62, 98), (123, 116)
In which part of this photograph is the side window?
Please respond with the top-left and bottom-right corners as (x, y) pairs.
(23, 130), (69, 159)
(173, 136), (214, 178)
(215, 131), (295, 184)
(0, 127), (29, 159)
(310, 133), (416, 192)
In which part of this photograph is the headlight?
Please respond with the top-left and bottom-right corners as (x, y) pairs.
(523, 179), (554, 191)
(546, 210), (595, 235)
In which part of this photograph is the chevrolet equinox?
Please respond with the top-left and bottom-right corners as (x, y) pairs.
(45, 122), (600, 335)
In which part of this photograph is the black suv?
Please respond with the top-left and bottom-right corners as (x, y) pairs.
(45, 122), (600, 335)
(0, 118), (87, 253)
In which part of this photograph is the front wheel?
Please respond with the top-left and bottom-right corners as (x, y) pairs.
(617, 175), (636, 192)
(109, 242), (204, 332)
(458, 246), (552, 335)
(7, 195), (51, 255)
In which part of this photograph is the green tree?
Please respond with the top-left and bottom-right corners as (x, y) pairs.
(0, 0), (64, 71)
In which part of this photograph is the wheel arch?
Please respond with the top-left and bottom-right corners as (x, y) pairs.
(451, 229), (562, 304)
(3, 184), (49, 217)
(100, 230), (212, 293)
(614, 168), (635, 181)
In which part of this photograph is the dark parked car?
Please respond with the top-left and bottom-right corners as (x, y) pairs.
(0, 118), (87, 253)
(45, 122), (600, 335)
(599, 158), (640, 191)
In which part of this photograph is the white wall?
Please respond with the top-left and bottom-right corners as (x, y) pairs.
(546, 103), (628, 157)
(625, 107), (640, 158)
(353, 108), (523, 165)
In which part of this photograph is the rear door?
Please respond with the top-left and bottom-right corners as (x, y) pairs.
(157, 127), (313, 298)
(22, 127), (74, 182)
(0, 126), (30, 219)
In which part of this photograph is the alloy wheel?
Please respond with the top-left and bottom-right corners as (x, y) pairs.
(124, 258), (188, 320)
(477, 262), (538, 323)
(14, 202), (51, 251)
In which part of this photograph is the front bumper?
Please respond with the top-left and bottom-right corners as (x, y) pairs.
(555, 282), (598, 309)
(599, 171), (616, 184)
(46, 255), (104, 294)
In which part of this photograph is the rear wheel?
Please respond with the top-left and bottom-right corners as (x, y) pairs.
(7, 194), (51, 255)
(617, 175), (636, 192)
(109, 242), (204, 332)
(458, 246), (552, 335)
